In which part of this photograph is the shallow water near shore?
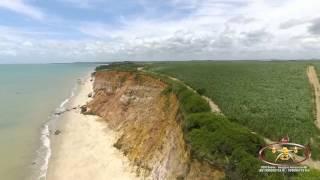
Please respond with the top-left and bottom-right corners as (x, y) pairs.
(0, 64), (94, 180)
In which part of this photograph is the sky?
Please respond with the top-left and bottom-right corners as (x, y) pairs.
(0, 0), (320, 63)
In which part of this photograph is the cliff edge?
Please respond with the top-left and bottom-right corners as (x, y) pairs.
(87, 71), (224, 180)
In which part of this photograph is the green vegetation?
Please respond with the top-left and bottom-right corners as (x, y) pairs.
(159, 75), (265, 179)
(297, 169), (320, 179)
(95, 61), (141, 71)
(196, 88), (206, 95)
(148, 61), (320, 160)
(96, 62), (320, 179)
(185, 113), (263, 161)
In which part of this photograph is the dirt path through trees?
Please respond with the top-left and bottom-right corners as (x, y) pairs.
(167, 76), (222, 113)
(141, 67), (222, 113)
(307, 66), (320, 129)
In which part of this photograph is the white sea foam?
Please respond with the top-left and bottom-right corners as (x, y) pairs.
(35, 83), (79, 180)
(59, 98), (69, 108)
(38, 124), (51, 180)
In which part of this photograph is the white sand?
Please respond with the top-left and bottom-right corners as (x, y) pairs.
(47, 76), (138, 180)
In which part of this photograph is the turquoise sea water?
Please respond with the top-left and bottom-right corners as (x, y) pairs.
(0, 64), (94, 180)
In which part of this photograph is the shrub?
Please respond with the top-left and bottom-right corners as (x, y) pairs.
(171, 85), (211, 114)
(183, 113), (264, 179)
(196, 88), (206, 95)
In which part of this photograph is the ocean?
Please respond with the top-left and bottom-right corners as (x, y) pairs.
(0, 64), (95, 180)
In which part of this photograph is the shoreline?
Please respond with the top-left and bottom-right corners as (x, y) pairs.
(46, 75), (138, 180)
(29, 79), (80, 180)
(31, 74), (84, 180)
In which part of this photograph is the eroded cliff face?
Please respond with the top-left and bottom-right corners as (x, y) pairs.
(87, 71), (224, 180)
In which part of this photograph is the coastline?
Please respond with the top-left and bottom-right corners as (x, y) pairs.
(46, 75), (138, 180)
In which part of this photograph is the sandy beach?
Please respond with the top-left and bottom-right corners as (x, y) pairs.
(46, 76), (138, 180)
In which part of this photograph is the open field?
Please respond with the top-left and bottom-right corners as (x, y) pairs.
(148, 61), (320, 160)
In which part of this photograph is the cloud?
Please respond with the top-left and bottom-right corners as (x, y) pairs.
(241, 30), (273, 46)
(0, 50), (17, 56)
(279, 19), (309, 29)
(0, 0), (44, 20)
(309, 18), (320, 35)
(56, 0), (104, 8)
(228, 15), (256, 24)
(2, 0), (320, 63)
